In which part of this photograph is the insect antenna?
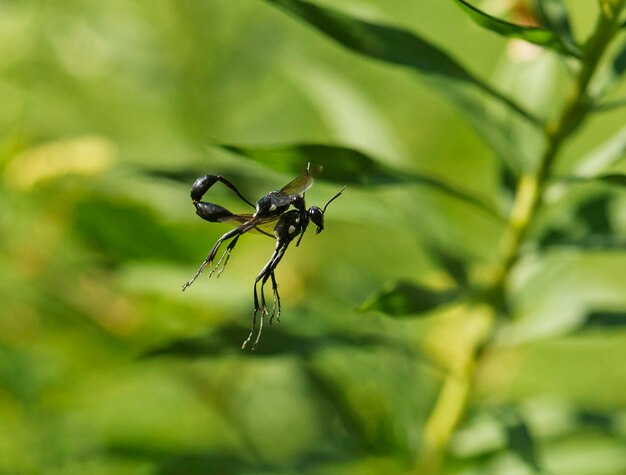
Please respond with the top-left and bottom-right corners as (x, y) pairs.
(322, 186), (347, 213)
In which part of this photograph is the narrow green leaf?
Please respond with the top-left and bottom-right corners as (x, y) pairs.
(591, 38), (626, 97)
(580, 310), (626, 331)
(577, 410), (616, 434)
(216, 142), (503, 219)
(576, 194), (613, 234)
(596, 173), (626, 187)
(263, 0), (539, 126)
(563, 173), (626, 188)
(534, 0), (580, 56)
(610, 38), (626, 80)
(542, 235), (626, 251)
(593, 96), (626, 113)
(358, 281), (461, 317)
(267, 0), (474, 81)
(424, 243), (470, 287)
(453, 0), (581, 58)
(539, 194), (625, 251)
(572, 125), (626, 176)
(502, 412), (542, 473)
(143, 324), (411, 357)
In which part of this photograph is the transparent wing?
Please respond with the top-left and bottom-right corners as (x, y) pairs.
(279, 163), (322, 196)
(219, 213), (280, 236)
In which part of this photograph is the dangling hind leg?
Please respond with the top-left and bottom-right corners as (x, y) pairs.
(243, 255), (275, 350)
(208, 234), (240, 278)
(241, 306), (259, 350)
(243, 242), (288, 349)
(269, 271), (281, 324)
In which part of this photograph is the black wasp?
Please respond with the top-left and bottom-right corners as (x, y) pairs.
(182, 164), (345, 350)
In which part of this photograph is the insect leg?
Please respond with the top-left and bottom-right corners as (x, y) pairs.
(259, 243), (289, 324)
(295, 221), (308, 247)
(191, 175), (255, 208)
(241, 306), (258, 350)
(208, 234), (240, 278)
(269, 271), (281, 324)
(244, 241), (288, 350)
(243, 251), (277, 350)
(252, 303), (265, 350)
(253, 248), (279, 314)
(182, 226), (243, 291)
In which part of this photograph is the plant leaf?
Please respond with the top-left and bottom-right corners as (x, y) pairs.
(577, 410), (616, 434)
(501, 411), (542, 473)
(539, 194), (624, 251)
(563, 173), (626, 188)
(424, 242), (470, 287)
(453, 0), (581, 58)
(266, 0), (474, 82)
(216, 142), (503, 219)
(263, 0), (539, 126)
(571, 125), (626, 177)
(596, 174), (626, 187)
(358, 281), (461, 317)
(533, 0), (580, 56)
(142, 324), (414, 357)
(609, 37), (626, 81)
(594, 97), (626, 113)
(579, 310), (626, 331)
(593, 37), (626, 97)
(542, 235), (626, 251)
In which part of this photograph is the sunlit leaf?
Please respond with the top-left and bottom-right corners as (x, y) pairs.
(263, 0), (542, 175)
(572, 125), (626, 177)
(453, 0), (581, 58)
(263, 0), (539, 126)
(217, 142), (503, 219)
(358, 281), (461, 317)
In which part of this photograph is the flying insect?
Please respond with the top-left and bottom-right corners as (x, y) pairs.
(182, 164), (345, 349)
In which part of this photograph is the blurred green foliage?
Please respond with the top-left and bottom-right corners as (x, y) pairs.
(1, 1), (626, 474)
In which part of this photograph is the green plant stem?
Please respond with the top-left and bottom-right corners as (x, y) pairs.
(495, 0), (625, 291)
(417, 3), (625, 474)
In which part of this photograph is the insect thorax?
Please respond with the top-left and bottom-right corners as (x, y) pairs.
(274, 210), (306, 241)
(255, 191), (291, 218)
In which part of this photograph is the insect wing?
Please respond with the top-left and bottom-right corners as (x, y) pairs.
(218, 213), (254, 226)
(253, 215), (283, 236)
(219, 213), (279, 236)
(279, 164), (322, 196)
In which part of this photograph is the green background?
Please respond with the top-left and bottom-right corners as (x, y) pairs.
(1, 1), (625, 474)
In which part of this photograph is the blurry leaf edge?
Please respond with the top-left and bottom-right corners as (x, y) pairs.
(357, 280), (463, 318)
(262, 0), (540, 126)
(214, 142), (504, 220)
(453, 0), (582, 58)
